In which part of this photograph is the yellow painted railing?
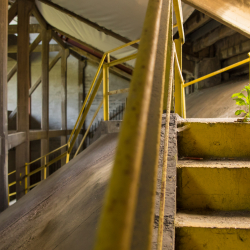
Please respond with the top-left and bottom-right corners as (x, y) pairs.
(21, 39), (140, 196)
(8, 170), (16, 204)
(180, 52), (250, 118)
(24, 143), (68, 193)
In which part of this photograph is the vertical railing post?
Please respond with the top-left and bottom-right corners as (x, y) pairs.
(25, 163), (28, 194)
(181, 84), (186, 118)
(103, 53), (110, 121)
(174, 38), (182, 116)
(44, 156), (47, 180)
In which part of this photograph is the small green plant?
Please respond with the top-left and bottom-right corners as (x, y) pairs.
(231, 83), (250, 121)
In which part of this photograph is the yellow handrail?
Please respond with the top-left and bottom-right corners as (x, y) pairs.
(68, 39), (140, 144)
(8, 170), (16, 176)
(184, 55), (250, 88)
(26, 143), (68, 166)
(23, 38), (140, 197)
(157, 41), (175, 250)
(94, 0), (163, 248)
(74, 99), (104, 158)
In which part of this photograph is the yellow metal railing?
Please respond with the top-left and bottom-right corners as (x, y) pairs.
(24, 143), (68, 193)
(22, 39), (140, 196)
(180, 52), (250, 118)
(8, 170), (16, 204)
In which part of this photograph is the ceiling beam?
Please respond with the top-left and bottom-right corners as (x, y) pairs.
(38, 0), (139, 49)
(187, 19), (221, 42)
(193, 25), (236, 53)
(31, 4), (47, 30)
(184, 10), (211, 36)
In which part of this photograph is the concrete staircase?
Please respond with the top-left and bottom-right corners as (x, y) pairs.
(175, 118), (250, 249)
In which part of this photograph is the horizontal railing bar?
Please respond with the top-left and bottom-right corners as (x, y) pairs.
(8, 181), (16, 187)
(184, 56), (250, 88)
(27, 181), (41, 190)
(9, 192), (16, 197)
(107, 53), (137, 67)
(26, 152), (67, 177)
(46, 152), (67, 168)
(8, 170), (16, 176)
(108, 88), (129, 96)
(27, 143), (68, 166)
(106, 39), (140, 54)
(27, 165), (45, 177)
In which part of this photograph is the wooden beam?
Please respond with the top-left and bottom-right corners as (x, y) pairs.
(38, 0), (139, 49)
(9, 130), (73, 147)
(184, 11), (211, 35)
(8, 132), (26, 150)
(8, 44), (60, 53)
(52, 32), (67, 49)
(52, 28), (134, 74)
(193, 25), (236, 53)
(31, 4), (47, 30)
(61, 49), (69, 166)
(16, 0), (33, 200)
(9, 50), (62, 119)
(0, 0), (8, 211)
(52, 26), (106, 57)
(41, 29), (51, 179)
(7, 34), (42, 83)
(7, 63), (17, 82)
(77, 59), (86, 151)
(29, 130), (46, 141)
(8, 1), (17, 24)
(8, 24), (42, 34)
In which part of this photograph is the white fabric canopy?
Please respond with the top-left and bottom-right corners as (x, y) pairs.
(35, 0), (194, 67)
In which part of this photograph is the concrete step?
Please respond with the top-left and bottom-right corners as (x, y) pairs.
(177, 160), (250, 210)
(175, 210), (250, 250)
(177, 118), (250, 160)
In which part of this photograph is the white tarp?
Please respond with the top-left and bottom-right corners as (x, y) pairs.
(35, 0), (194, 67)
